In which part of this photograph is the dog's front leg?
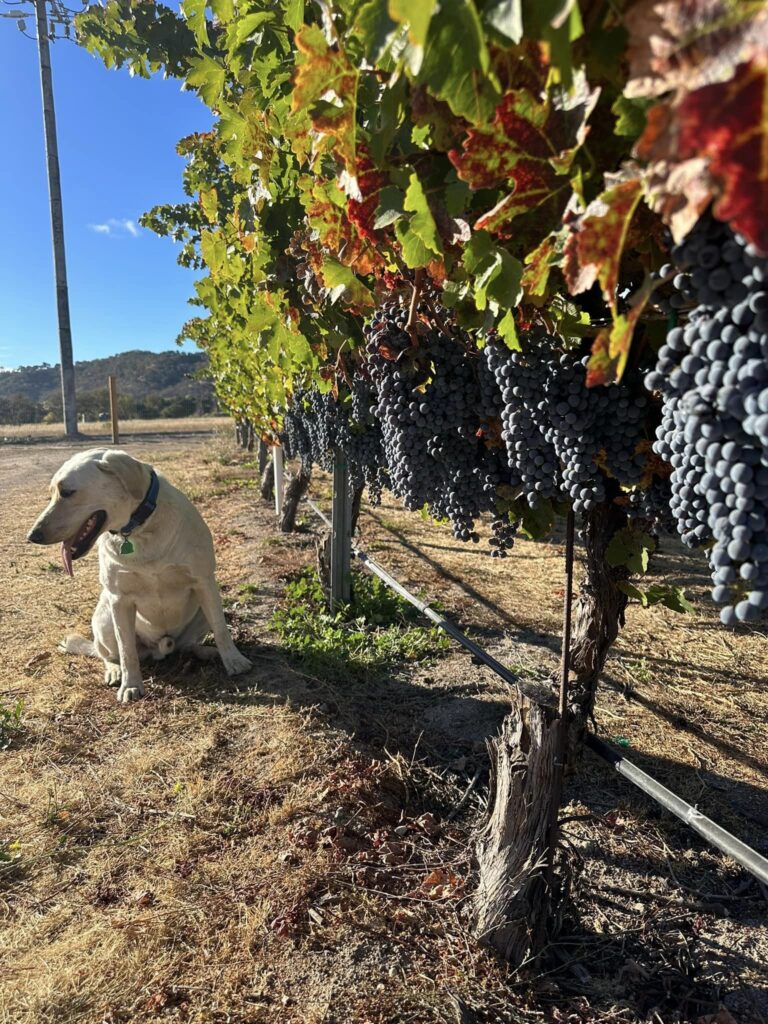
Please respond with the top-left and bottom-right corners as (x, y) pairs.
(195, 579), (252, 676)
(108, 597), (145, 703)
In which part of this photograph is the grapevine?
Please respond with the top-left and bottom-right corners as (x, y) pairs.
(72, 0), (768, 631)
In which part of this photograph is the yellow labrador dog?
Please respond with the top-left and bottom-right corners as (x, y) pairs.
(27, 448), (252, 702)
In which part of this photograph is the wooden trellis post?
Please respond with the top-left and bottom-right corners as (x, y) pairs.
(330, 451), (352, 608)
(108, 375), (119, 445)
(273, 445), (285, 518)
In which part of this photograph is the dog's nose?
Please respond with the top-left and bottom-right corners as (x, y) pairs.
(27, 526), (46, 544)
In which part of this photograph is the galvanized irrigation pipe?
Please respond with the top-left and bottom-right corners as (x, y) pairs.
(304, 497), (768, 888)
(586, 734), (768, 886)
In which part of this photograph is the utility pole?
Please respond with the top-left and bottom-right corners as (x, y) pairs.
(33, 0), (77, 437)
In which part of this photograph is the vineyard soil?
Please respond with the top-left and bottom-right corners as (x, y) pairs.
(1, 431), (766, 1024)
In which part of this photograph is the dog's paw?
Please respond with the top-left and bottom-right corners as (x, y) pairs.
(104, 663), (122, 687)
(116, 680), (145, 703)
(223, 650), (252, 676)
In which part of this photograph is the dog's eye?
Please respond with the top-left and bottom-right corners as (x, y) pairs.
(59, 488), (76, 498)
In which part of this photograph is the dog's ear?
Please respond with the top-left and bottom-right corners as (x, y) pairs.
(95, 451), (149, 500)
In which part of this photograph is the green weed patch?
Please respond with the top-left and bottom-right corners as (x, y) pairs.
(271, 568), (449, 679)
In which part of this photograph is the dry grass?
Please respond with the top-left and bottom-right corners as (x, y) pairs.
(0, 416), (232, 441)
(1, 436), (766, 1023)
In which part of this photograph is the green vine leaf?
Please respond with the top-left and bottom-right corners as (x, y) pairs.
(463, 231), (522, 310)
(373, 185), (406, 229)
(606, 528), (656, 575)
(419, 0), (500, 124)
(394, 172), (444, 268)
(482, 0), (523, 44)
(619, 581), (695, 614)
(318, 261), (375, 312)
(185, 55), (226, 107)
(181, 0), (209, 50)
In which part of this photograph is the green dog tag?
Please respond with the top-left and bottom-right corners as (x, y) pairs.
(120, 539), (135, 555)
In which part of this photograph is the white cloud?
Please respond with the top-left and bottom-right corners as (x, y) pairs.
(88, 218), (141, 237)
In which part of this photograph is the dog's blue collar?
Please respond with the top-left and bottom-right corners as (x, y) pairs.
(112, 469), (159, 538)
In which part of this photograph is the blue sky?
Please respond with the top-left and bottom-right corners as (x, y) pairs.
(0, 14), (211, 370)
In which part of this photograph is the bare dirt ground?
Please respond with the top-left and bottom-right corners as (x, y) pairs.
(1, 429), (766, 1024)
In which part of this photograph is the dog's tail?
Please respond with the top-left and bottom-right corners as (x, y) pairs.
(59, 634), (97, 657)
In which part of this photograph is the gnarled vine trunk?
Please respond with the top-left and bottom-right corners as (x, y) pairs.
(235, 419), (255, 450)
(568, 492), (629, 741)
(474, 691), (562, 964)
(279, 463), (312, 532)
(260, 453), (274, 501)
(257, 438), (268, 474)
(475, 493), (629, 966)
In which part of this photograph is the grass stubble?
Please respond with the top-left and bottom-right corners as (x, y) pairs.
(0, 425), (766, 1023)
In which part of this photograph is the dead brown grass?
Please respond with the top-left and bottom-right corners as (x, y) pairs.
(1, 437), (766, 1024)
(0, 416), (232, 440)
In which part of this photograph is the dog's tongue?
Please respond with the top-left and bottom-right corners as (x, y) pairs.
(60, 541), (73, 578)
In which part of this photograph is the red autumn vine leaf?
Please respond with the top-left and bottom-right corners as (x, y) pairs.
(347, 152), (388, 244)
(563, 178), (644, 312)
(449, 90), (552, 188)
(678, 60), (768, 253)
(474, 163), (562, 234)
(626, 2), (768, 250)
(625, 0), (768, 99)
(634, 102), (717, 243)
(448, 74), (599, 234)
(300, 177), (384, 278)
(586, 274), (659, 387)
(636, 59), (768, 252)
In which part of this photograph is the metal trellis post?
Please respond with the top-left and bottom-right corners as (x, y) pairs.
(540, 508), (576, 932)
(331, 452), (352, 609)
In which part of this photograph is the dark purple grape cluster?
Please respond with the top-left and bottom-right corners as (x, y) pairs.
(363, 297), (512, 545)
(287, 296), (659, 559)
(282, 384), (388, 503)
(484, 335), (649, 515)
(647, 213), (768, 623)
(626, 477), (676, 535)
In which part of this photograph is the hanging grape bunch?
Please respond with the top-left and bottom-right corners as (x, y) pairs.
(484, 333), (649, 515)
(281, 381), (388, 503)
(646, 214), (768, 624)
(363, 292), (518, 554)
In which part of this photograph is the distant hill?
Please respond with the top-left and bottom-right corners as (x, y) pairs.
(0, 350), (211, 402)
(0, 350), (217, 425)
